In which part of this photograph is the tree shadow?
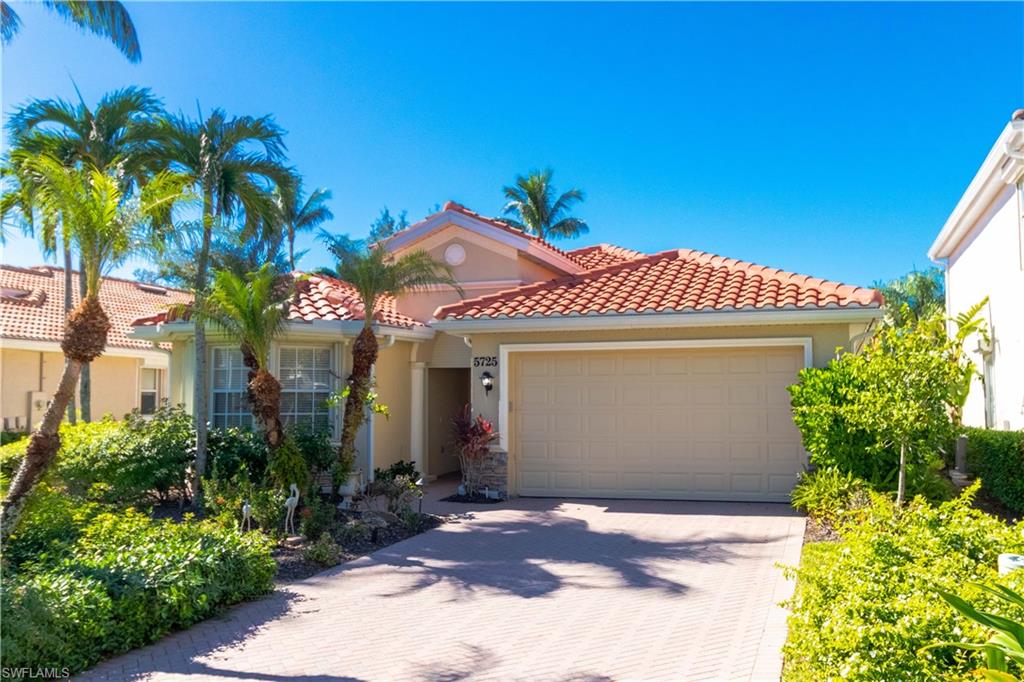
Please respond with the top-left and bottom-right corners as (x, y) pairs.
(365, 509), (782, 600)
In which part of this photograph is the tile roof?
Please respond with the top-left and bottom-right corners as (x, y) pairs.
(1, 265), (191, 350)
(434, 249), (883, 320)
(567, 243), (646, 270)
(131, 272), (425, 330)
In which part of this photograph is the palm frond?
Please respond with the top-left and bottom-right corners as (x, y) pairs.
(1, 1), (21, 43)
(43, 0), (140, 62)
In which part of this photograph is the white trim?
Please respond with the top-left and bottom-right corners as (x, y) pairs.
(434, 306), (881, 333)
(382, 208), (582, 275)
(929, 119), (1024, 261)
(497, 336), (814, 451)
(411, 279), (526, 292)
(0, 337), (171, 366)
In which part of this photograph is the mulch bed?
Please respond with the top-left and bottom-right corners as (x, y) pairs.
(273, 513), (446, 583)
(802, 516), (841, 544)
(440, 493), (504, 504)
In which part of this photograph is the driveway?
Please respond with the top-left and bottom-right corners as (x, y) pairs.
(81, 492), (804, 682)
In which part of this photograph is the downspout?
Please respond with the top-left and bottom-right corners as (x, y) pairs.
(366, 334), (396, 482)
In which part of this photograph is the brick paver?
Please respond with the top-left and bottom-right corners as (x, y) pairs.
(81, 486), (804, 682)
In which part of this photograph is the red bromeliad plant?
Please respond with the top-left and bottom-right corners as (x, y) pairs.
(450, 404), (499, 496)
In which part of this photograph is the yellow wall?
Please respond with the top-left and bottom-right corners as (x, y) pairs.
(1, 347), (158, 429)
(464, 322), (860, 432)
(370, 340), (414, 473)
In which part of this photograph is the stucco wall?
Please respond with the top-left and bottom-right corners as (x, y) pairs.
(1, 347), (159, 429)
(463, 322), (860, 432)
(947, 185), (1024, 430)
(370, 340), (414, 474)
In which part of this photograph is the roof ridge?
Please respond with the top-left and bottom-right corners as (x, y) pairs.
(0, 264), (192, 294)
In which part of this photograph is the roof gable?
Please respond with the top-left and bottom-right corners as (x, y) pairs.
(383, 201), (583, 276)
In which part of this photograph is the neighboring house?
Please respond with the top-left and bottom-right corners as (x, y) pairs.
(0, 265), (191, 430)
(133, 201), (882, 501)
(929, 109), (1024, 431)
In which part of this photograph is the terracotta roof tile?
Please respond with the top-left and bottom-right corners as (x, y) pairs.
(565, 243), (647, 270)
(434, 249), (882, 320)
(132, 272), (425, 330)
(1, 265), (191, 350)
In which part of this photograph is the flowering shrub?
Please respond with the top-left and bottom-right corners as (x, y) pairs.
(783, 483), (1024, 681)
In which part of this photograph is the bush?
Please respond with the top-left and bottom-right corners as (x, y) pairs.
(289, 422), (335, 482)
(783, 483), (1024, 681)
(964, 427), (1024, 513)
(790, 467), (870, 525)
(266, 436), (309, 489)
(207, 426), (268, 481)
(300, 496), (337, 540)
(1, 507), (275, 674)
(2, 485), (103, 570)
(303, 532), (342, 567)
(0, 430), (26, 445)
(203, 469), (286, 534)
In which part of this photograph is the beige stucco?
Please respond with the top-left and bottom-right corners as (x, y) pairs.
(0, 345), (168, 430)
(369, 340), (414, 474)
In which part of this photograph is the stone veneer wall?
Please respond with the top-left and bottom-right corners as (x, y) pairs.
(479, 447), (509, 498)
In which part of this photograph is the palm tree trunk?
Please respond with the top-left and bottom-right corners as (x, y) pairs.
(896, 442), (907, 508)
(1, 357), (83, 542)
(63, 243), (77, 425)
(2, 293), (108, 542)
(78, 265), (91, 422)
(288, 231), (295, 271)
(190, 197), (214, 506)
(242, 345), (284, 450)
(338, 325), (378, 479)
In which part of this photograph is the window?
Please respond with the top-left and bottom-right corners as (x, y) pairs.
(140, 368), (162, 415)
(211, 347), (253, 429)
(279, 346), (334, 433)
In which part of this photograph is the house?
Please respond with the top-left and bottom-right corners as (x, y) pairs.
(0, 265), (191, 431)
(928, 109), (1024, 431)
(132, 202), (883, 501)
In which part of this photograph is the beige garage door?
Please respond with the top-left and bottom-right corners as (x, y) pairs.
(512, 346), (806, 501)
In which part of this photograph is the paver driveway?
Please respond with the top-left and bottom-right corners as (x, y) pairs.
(82, 493), (804, 682)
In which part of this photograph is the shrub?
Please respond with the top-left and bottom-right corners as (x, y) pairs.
(207, 426), (268, 481)
(790, 467), (870, 525)
(289, 422), (335, 482)
(450, 404), (499, 495)
(303, 532), (342, 567)
(2, 485), (102, 570)
(1, 508), (275, 674)
(0, 438), (27, 493)
(266, 436), (309, 489)
(0, 430), (26, 446)
(965, 427), (1024, 513)
(300, 495), (338, 540)
(783, 483), (1024, 681)
(203, 469), (286, 534)
(365, 474), (420, 515)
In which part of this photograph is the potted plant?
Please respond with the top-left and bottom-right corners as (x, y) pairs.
(450, 404), (500, 499)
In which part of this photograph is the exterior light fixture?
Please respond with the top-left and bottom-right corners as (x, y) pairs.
(480, 371), (494, 395)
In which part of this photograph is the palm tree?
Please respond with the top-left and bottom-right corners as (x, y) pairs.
(875, 267), (945, 328)
(144, 110), (290, 504)
(1, 155), (188, 541)
(196, 265), (293, 450)
(7, 87), (163, 421)
(501, 169), (589, 241)
(320, 234), (461, 475)
(1, 0), (140, 62)
(277, 181), (333, 270)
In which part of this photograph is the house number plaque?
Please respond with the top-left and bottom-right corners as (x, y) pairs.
(473, 356), (498, 368)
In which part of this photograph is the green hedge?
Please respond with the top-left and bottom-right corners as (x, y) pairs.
(1, 496), (275, 674)
(963, 427), (1024, 513)
(783, 484), (1024, 681)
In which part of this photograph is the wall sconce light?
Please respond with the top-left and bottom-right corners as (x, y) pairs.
(480, 371), (494, 395)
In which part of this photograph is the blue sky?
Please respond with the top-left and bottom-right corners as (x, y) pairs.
(3, 1), (1022, 287)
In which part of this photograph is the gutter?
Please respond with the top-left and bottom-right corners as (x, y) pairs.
(431, 306), (884, 334)
(129, 319), (434, 343)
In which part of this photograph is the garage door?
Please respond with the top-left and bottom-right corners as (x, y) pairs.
(512, 346), (805, 501)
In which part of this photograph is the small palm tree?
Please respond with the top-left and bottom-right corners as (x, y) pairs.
(144, 110), (291, 502)
(875, 268), (945, 329)
(1, 0), (140, 62)
(197, 265), (293, 450)
(501, 168), (589, 241)
(320, 234), (461, 474)
(1, 154), (188, 541)
(277, 181), (333, 270)
(8, 87), (163, 421)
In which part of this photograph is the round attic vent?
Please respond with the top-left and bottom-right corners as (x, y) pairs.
(444, 243), (466, 266)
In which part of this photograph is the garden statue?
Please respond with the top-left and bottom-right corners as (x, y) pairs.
(241, 499), (252, 531)
(284, 483), (299, 535)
